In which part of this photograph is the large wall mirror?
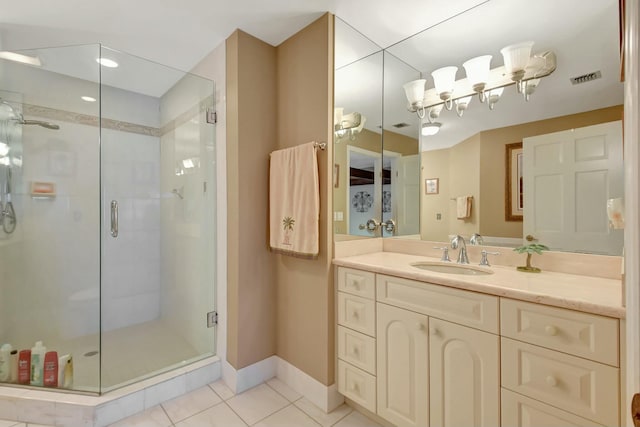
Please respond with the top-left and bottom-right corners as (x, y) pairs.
(334, 0), (624, 255)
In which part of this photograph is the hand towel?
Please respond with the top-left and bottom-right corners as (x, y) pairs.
(269, 142), (320, 258)
(456, 196), (472, 219)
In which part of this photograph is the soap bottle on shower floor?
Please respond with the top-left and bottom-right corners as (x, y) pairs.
(30, 341), (46, 386)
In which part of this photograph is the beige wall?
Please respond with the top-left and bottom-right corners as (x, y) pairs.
(420, 148), (450, 241)
(226, 30), (277, 369)
(479, 105), (624, 237)
(448, 134), (481, 237)
(334, 129), (418, 235)
(225, 15), (335, 384)
(275, 14), (335, 385)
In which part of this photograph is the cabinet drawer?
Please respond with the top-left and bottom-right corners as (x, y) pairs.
(377, 274), (499, 333)
(338, 360), (376, 413)
(502, 338), (619, 426)
(337, 326), (376, 375)
(501, 389), (604, 427)
(338, 267), (375, 299)
(338, 292), (376, 337)
(501, 298), (619, 366)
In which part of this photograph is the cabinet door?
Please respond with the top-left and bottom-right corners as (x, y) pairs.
(377, 303), (429, 427)
(429, 318), (500, 427)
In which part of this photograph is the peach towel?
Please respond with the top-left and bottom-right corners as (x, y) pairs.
(269, 142), (320, 258)
(456, 196), (472, 219)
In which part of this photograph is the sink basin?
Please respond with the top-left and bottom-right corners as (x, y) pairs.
(410, 262), (493, 276)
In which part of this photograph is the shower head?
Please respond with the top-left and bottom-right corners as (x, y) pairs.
(19, 119), (60, 130)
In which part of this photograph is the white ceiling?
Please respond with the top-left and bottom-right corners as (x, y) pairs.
(0, 0), (487, 73)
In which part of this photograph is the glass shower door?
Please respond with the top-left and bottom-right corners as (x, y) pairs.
(99, 46), (216, 391)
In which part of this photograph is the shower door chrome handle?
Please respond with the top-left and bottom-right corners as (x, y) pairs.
(110, 200), (118, 238)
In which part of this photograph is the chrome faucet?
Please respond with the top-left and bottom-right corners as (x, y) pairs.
(450, 235), (469, 264)
(469, 233), (484, 246)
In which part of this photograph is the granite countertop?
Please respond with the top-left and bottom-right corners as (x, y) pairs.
(333, 252), (625, 319)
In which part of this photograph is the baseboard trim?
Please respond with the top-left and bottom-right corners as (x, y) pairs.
(276, 357), (343, 413)
(223, 356), (277, 394)
(221, 356), (343, 413)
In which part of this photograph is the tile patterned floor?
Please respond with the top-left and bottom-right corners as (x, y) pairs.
(0, 378), (383, 427)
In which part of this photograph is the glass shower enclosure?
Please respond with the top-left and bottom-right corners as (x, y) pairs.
(0, 44), (216, 393)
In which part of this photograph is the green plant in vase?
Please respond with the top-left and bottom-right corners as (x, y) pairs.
(513, 243), (550, 273)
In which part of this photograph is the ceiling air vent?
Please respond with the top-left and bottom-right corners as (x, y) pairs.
(570, 71), (602, 85)
(392, 122), (410, 128)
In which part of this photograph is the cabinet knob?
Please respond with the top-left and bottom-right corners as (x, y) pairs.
(352, 346), (360, 355)
(350, 383), (360, 393)
(416, 322), (424, 331)
(544, 325), (558, 336)
(545, 375), (558, 387)
(352, 311), (359, 319)
(430, 327), (439, 336)
(351, 279), (361, 289)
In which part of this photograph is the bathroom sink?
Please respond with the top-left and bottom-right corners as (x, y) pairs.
(410, 262), (493, 276)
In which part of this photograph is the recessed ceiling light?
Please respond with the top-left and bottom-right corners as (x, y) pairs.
(81, 96), (96, 102)
(0, 51), (41, 66)
(421, 122), (442, 136)
(96, 58), (118, 68)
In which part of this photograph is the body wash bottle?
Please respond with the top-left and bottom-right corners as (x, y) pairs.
(17, 349), (31, 384)
(30, 341), (46, 386)
(43, 351), (58, 387)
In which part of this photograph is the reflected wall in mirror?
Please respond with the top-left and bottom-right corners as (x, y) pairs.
(333, 0), (624, 255)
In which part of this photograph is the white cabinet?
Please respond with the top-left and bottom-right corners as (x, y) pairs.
(429, 318), (500, 427)
(334, 267), (622, 427)
(376, 303), (429, 427)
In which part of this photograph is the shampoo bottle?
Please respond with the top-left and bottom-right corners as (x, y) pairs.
(9, 350), (18, 383)
(17, 350), (31, 384)
(30, 341), (46, 386)
(0, 344), (11, 382)
(43, 351), (58, 387)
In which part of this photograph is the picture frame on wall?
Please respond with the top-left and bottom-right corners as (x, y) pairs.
(505, 142), (523, 221)
(425, 178), (439, 195)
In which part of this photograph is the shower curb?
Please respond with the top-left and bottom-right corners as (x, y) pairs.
(0, 355), (221, 426)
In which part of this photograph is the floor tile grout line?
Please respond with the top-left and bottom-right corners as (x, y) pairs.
(263, 379), (303, 404)
(222, 399), (250, 426)
(328, 405), (354, 427)
(163, 397), (227, 426)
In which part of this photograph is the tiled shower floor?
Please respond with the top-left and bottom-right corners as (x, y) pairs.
(68, 320), (204, 392)
(0, 378), (383, 427)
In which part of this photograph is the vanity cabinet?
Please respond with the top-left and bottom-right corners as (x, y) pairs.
(335, 265), (623, 427)
(376, 303), (429, 427)
(429, 318), (500, 427)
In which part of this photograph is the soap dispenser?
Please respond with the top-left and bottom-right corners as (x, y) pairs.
(0, 344), (12, 382)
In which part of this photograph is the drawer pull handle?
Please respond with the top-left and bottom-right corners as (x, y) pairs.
(546, 375), (558, 387)
(545, 325), (558, 336)
(352, 347), (360, 355)
(350, 383), (360, 394)
(350, 279), (361, 289)
(430, 327), (439, 336)
(416, 322), (424, 331)
(352, 311), (359, 319)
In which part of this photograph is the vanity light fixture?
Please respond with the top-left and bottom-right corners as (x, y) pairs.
(403, 41), (556, 123)
(431, 66), (458, 110)
(334, 107), (366, 141)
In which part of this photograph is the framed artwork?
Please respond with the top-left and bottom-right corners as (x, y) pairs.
(425, 178), (439, 195)
(505, 142), (523, 221)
